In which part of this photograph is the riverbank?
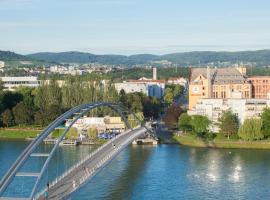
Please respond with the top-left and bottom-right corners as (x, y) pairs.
(0, 128), (41, 140)
(173, 134), (270, 149)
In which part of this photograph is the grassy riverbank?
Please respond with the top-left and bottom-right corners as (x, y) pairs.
(173, 134), (270, 149)
(0, 128), (41, 139)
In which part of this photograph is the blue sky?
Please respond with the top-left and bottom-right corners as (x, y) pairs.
(0, 0), (270, 55)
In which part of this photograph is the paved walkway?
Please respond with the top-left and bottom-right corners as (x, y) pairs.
(36, 126), (148, 200)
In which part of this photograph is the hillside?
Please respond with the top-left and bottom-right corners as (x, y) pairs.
(0, 50), (29, 61)
(2, 49), (270, 66)
(28, 50), (270, 65)
(27, 51), (158, 65)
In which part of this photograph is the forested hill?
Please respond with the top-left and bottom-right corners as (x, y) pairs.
(27, 51), (158, 65)
(0, 50), (29, 61)
(2, 50), (270, 66)
(27, 50), (270, 65)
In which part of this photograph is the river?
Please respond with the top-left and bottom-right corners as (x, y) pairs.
(1, 140), (270, 199)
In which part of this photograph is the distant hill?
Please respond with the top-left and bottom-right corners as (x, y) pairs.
(0, 50), (29, 61)
(28, 50), (270, 65)
(27, 51), (158, 65)
(2, 49), (270, 66)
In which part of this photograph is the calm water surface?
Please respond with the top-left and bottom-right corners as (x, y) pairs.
(1, 140), (270, 199)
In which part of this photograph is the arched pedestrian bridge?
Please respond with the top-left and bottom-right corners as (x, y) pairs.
(0, 102), (154, 200)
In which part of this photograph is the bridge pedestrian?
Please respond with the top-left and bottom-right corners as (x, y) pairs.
(44, 190), (48, 199)
(73, 180), (76, 188)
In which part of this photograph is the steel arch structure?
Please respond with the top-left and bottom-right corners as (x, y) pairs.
(0, 102), (152, 199)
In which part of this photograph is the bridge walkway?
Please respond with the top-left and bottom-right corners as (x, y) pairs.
(36, 126), (148, 200)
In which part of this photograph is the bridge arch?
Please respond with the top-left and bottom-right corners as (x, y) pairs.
(0, 102), (151, 199)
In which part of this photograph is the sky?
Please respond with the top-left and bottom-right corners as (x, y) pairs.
(0, 0), (270, 55)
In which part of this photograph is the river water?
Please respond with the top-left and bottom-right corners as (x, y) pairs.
(1, 140), (270, 200)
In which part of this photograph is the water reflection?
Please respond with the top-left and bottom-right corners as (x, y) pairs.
(2, 141), (270, 200)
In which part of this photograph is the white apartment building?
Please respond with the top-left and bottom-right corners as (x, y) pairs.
(0, 76), (39, 90)
(115, 82), (148, 95)
(188, 97), (270, 132)
(115, 80), (165, 99)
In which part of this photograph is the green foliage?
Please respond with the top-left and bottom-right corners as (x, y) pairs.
(178, 113), (191, 132)
(164, 88), (174, 106)
(190, 115), (210, 136)
(261, 108), (270, 137)
(128, 112), (144, 128)
(163, 104), (183, 130)
(218, 110), (239, 139)
(12, 102), (33, 126)
(238, 118), (264, 141)
(26, 50), (270, 66)
(1, 109), (13, 127)
(87, 127), (98, 138)
(51, 129), (63, 138)
(66, 127), (78, 139)
(173, 85), (183, 97)
(142, 96), (162, 119)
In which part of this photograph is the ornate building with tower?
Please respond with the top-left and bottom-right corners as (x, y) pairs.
(188, 66), (252, 109)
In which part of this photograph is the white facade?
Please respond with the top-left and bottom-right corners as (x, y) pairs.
(115, 82), (148, 95)
(0, 76), (39, 90)
(188, 98), (270, 132)
(167, 77), (188, 88)
(115, 81), (165, 99)
(66, 116), (125, 132)
(0, 61), (5, 68)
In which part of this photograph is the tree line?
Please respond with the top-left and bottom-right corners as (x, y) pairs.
(0, 77), (163, 128)
(177, 108), (270, 141)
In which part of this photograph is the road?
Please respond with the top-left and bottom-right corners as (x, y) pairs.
(37, 126), (148, 200)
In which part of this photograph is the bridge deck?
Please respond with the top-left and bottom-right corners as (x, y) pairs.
(36, 126), (148, 200)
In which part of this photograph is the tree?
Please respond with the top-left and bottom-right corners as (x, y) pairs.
(190, 115), (210, 136)
(143, 96), (162, 119)
(1, 109), (13, 127)
(164, 88), (174, 106)
(173, 85), (183, 98)
(119, 89), (128, 107)
(87, 127), (98, 138)
(238, 118), (264, 141)
(12, 102), (32, 126)
(128, 112), (144, 128)
(261, 108), (270, 137)
(163, 104), (183, 130)
(66, 127), (78, 139)
(218, 110), (239, 139)
(178, 113), (191, 133)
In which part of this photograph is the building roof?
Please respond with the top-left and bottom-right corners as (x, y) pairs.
(129, 79), (166, 84)
(190, 67), (249, 85)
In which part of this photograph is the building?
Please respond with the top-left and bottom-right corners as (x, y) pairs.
(115, 80), (165, 99)
(115, 82), (148, 95)
(167, 77), (188, 89)
(0, 61), (5, 68)
(153, 67), (157, 80)
(66, 116), (125, 133)
(189, 66), (251, 109)
(188, 97), (270, 132)
(248, 76), (270, 99)
(0, 76), (39, 90)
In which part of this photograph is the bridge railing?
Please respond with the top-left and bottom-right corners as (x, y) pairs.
(56, 126), (146, 198)
(35, 126), (142, 198)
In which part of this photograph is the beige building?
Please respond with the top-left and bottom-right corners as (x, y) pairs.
(189, 67), (251, 109)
